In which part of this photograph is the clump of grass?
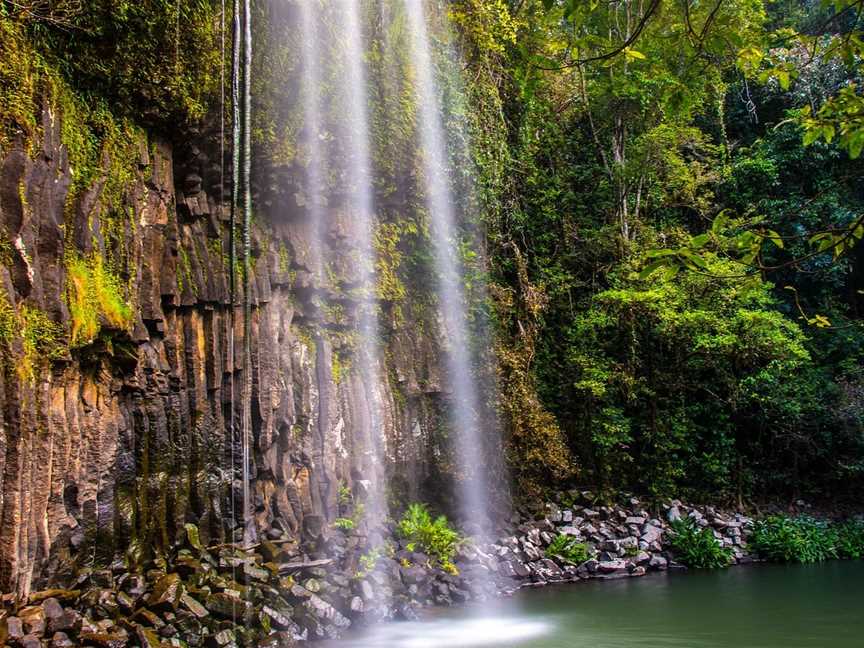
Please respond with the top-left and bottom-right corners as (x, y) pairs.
(66, 252), (132, 346)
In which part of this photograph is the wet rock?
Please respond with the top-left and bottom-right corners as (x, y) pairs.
(51, 632), (76, 648)
(179, 594), (209, 619)
(262, 605), (295, 630)
(205, 593), (253, 622)
(134, 625), (164, 648)
(19, 634), (41, 648)
(597, 560), (628, 574)
(78, 630), (129, 648)
(147, 574), (184, 610)
(6, 617), (25, 640)
(28, 591), (81, 605)
(18, 606), (46, 635)
(206, 629), (237, 647)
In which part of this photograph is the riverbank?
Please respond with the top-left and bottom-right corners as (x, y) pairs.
(0, 493), (854, 647)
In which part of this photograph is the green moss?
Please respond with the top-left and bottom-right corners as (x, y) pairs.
(331, 351), (352, 385)
(177, 245), (198, 298)
(66, 252), (133, 347)
(0, 292), (64, 383)
(23, 0), (222, 129)
(278, 243), (291, 274)
(0, 17), (39, 151)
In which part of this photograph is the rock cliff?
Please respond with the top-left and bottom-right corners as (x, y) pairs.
(0, 103), (459, 599)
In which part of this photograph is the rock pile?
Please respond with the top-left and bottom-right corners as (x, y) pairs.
(0, 495), (756, 646)
(487, 492), (754, 588)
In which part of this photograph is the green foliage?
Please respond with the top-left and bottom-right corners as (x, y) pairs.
(396, 503), (461, 566)
(567, 252), (814, 498)
(836, 520), (864, 559)
(66, 253), (133, 347)
(354, 544), (389, 579)
(333, 518), (356, 532)
(24, 0), (222, 127)
(668, 517), (734, 569)
(750, 515), (842, 563)
(0, 292), (65, 383)
(545, 535), (590, 564)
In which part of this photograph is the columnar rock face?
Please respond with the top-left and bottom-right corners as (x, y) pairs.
(0, 107), (454, 598)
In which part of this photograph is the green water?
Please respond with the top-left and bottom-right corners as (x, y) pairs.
(335, 562), (864, 647)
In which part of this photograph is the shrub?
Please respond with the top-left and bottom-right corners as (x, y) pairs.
(545, 535), (590, 564)
(750, 515), (864, 563)
(396, 503), (461, 567)
(750, 515), (839, 563)
(333, 518), (355, 531)
(668, 517), (733, 569)
(836, 520), (864, 560)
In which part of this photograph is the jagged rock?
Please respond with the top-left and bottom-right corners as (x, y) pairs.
(19, 634), (41, 648)
(78, 631), (129, 648)
(147, 574), (184, 610)
(179, 594), (209, 619)
(206, 629), (237, 647)
(205, 593), (253, 622)
(262, 605), (295, 630)
(51, 632), (76, 648)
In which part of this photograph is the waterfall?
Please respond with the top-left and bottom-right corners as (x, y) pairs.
(298, 0), (326, 280)
(335, 0), (390, 526)
(402, 0), (493, 534)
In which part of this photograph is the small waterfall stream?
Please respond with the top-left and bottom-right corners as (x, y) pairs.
(402, 0), (493, 535)
(335, 0), (390, 527)
(298, 0), (327, 280)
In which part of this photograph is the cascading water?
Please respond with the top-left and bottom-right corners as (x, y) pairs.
(298, 0), (327, 280)
(402, 0), (493, 536)
(333, 0), (390, 527)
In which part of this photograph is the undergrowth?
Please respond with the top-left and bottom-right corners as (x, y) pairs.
(750, 515), (864, 563)
(545, 534), (590, 564)
(396, 503), (462, 573)
(668, 517), (734, 569)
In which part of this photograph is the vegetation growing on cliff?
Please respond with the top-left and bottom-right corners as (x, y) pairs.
(66, 252), (133, 346)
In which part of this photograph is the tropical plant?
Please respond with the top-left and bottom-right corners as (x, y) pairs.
(545, 535), (591, 564)
(836, 520), (864, 559)
(668, 517), (734, 569)
(396, 503), (462, 568)
(750, 515), (840, 563)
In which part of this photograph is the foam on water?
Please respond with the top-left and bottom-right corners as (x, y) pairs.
(335, 616), (554, 648)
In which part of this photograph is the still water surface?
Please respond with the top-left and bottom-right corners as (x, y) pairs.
(331, 562), (864, 647)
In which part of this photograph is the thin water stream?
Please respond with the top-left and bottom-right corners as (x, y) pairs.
(403, 0), (492, 534)
(328, 562), (864, 647)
